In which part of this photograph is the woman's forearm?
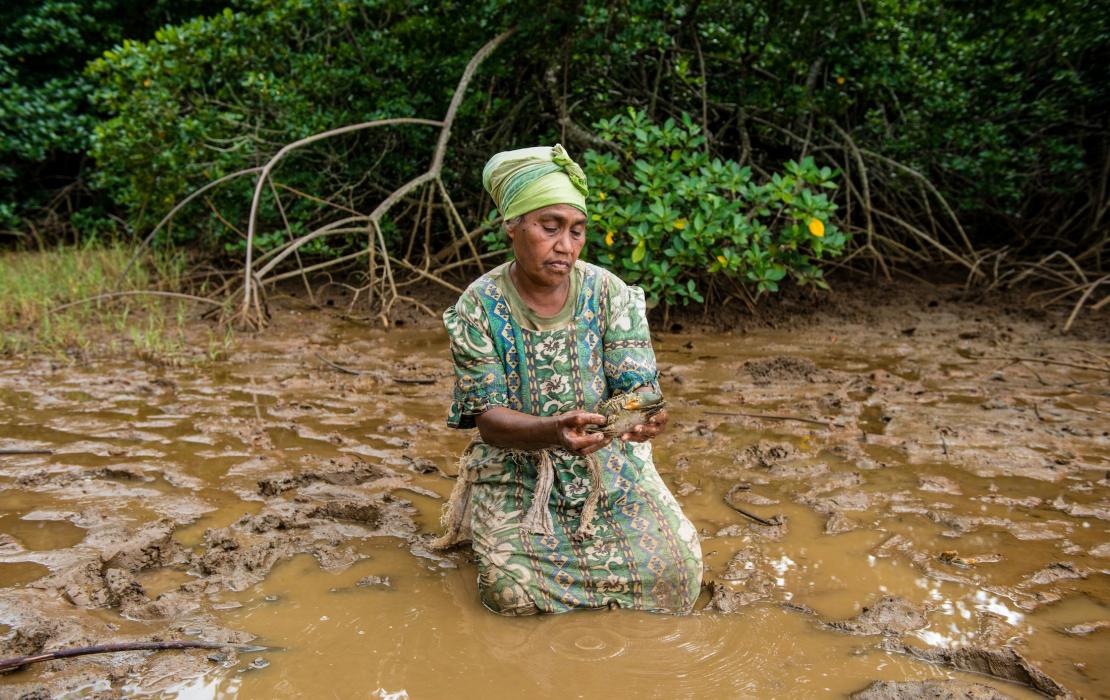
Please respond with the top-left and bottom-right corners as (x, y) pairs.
(476, 407), (610, 455)
(475, 407), (560, 450)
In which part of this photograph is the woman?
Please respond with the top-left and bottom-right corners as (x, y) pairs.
(433, 144), (702, 615)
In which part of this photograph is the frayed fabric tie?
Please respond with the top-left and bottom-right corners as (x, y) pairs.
(574, 453), (604, 542)
(521, 449), (556, 535)
(522, 449), (605, 542)
(434, 444), (608, 547)
(429, 440), (480, 550)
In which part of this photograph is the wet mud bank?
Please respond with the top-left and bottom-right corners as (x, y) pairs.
(0, 283), (1107, 698)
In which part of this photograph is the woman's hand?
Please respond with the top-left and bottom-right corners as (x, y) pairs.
(555, 409), (610, 456)
(621, 408), (668, 443)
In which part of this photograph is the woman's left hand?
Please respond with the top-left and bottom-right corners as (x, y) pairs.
(621, 408), (668, 442)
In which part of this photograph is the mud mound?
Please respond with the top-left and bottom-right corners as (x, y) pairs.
(824, 511), (860, 534)
(31, 518), (191, 610)
(703, 547), (777, 613)
(743, 356), (819, 384)
(0, 588), (235, 696)
(257, 456), (396, 496)
(880, 640), (1072, 699)
(0, 457), (425, 695)
(703, 579), (773, 613)
(195, 490), (417, 592)
(735, 441), (797, 469)
(850, 679), (1015, 700)
(826, 596), (928, 636)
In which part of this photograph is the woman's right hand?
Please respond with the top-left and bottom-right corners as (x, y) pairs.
(554, 410), (609, 456)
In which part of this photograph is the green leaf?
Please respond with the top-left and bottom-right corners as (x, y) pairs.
(631, 240), (646, 263)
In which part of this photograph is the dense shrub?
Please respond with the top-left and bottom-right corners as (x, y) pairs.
(0, 0), (223, 235)
(4, 0), (1107, 292)
(87, 1), (471, 251)
(585, 110), (844, 307)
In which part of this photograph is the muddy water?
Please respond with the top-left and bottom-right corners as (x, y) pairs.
(0, 300), (1107, 698)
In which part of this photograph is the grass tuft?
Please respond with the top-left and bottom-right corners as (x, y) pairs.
(0, 243), (227, 360)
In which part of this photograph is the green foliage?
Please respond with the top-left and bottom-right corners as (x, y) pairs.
(85, 0), (510, 253)
(0, 0), (223, 234)
(565, 0), (1108, 251)
(4, 0), (1107, 288)
(824, 1), (1107, 226)
(584, 111), (845, 307)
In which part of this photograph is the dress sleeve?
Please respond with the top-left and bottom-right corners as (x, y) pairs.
(444, 295), (509, 429)
(602, 278), (661, 396)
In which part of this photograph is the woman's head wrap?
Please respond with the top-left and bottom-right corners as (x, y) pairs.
(482, 144), (588, 220)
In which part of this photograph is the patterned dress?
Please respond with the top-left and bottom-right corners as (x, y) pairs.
(436, 260), (702, 615)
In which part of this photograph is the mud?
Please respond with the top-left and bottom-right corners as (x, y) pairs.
(827, 596), (929, 636)
(850, 679), (1017, 700)
(0, 281), (1107, 698)
(879, 641), (1072, 698)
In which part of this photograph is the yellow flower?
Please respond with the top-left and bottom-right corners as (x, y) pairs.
(143, 78), (152, 87)
(673, 218), (688, 231)
(598, 191), (607, 201)
(605, 230), (615, 246)
(808, 218), (825, 237)
(716, 255), (727, 266)
(836, 76), (846, 85)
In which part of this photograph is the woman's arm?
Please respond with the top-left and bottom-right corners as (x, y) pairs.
(600, 275), (668, 444)
(476, 407), (611, 456)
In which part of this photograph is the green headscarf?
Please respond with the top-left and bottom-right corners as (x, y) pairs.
(482, 144), (589, 220)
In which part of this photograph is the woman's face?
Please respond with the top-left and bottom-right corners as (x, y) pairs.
(507, 204), (587, 290)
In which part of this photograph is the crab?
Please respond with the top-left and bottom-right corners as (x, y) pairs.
(938, 550), (1003, 568)
(587, 390), (667, 439)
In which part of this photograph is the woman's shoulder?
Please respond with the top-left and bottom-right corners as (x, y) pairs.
(577, 260), (631, 294)
(455, 262), (511, 306)
(577, 261), (643, 310)
(445, 262), (512, 328)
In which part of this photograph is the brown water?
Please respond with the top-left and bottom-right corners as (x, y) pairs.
(0, 301), (1107, 698)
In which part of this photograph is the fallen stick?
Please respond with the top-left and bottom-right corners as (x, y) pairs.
(315, 354), (436, 384)
(723, 497), (782, 527)
(977, 355), (1110, 373)
(315, 353), (365, 375)
(48, 291), (225, 315)
(0, 450), (53, 456)
(0, 640), (246, 674)
(704, 410), (832, 428)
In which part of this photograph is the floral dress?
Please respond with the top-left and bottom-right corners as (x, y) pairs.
(435, 260), (702, 615)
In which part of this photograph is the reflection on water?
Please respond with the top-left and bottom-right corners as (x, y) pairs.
(0, 515), (85, 551)
(185, 547), (1042, 700)
(0, 561), (50, 587)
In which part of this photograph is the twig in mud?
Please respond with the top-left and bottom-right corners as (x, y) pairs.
(315, 354), (436, 384)
(1021, 364), (1049, 386)
(1064, 274), (1108, 332)
(0, 640), (258, 674)
(0, 449), (53, 456)
(315, 353), (367, 375)
(723, 497), (782, 527)
(703, 410), (833, 428)
(1070, 405), (1110, 417)
(976, 355), (1110, 374)
(1032, 402), (1046, 422)
(48, 291), (225, 315)
(1077, 349), (1110, 370)
(249, 376), (263, 423)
